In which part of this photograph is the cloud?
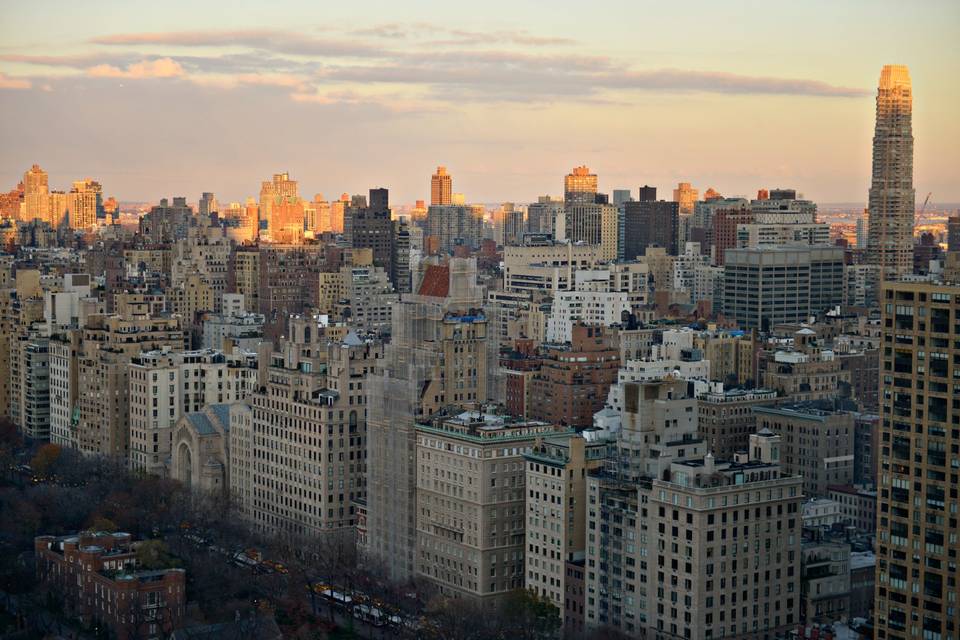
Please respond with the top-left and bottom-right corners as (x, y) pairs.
(618, 69), (870, 98)
(0, 52), (134, 69)
(91, 29), (389, 59)
(191, 72), (309, 91)
(290, 90), (441, 114)
(8, 26), (866, 103)
(0, 72), (31, 89)
(87, 57), (185, 79)
(353, 23), (577, 46)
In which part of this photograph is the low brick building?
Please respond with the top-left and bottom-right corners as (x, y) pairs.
(34, 532), (186, 640)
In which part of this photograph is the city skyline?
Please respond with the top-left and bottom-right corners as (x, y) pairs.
(0, 1), (958, 204)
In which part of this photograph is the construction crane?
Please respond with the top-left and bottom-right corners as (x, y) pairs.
(918, 192), (932, 218)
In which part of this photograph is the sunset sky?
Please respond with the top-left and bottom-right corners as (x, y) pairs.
(1, 0), (957, 205)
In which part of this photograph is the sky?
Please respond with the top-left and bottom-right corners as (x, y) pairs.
(0, 0), (957, 206)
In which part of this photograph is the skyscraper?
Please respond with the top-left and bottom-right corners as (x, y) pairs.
(67, 179), (103, 229)
(874, 280), (959, 640)
(23, 164), (50, 222)
(637, 185), (657, 202)
(564, 165), (598, 206)
(259, 172), (299, 234)
(198, 192), (218, 217)
(866, 65), (915, 281)
(430, 166), (452, 206)
(622, 199), (679, 258)
(673, 181), (698, 214)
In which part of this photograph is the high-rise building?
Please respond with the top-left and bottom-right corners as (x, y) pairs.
(430, 166), (453, 206)
(349, 188), (398, 287)
(874, 280), (959, 640)
(415, 409), (568, 605)
(637, 185), (657, 202)
(139, 197), (193, 243)
(612, 189), (632, 208)
(856, 212), (869, 249)
(528, 325), (619, 429)
(866, 65), (915, 281)
(48, 191), (68, 228)
(198, 192), (218, 217)
(23, 164), (50, 222)
(524, 432), (610, 635)
(565, 202), (618, 261)
(585, 410), (803, 638)
(129, 347), (259, 475)
(67, 179), (103, 230)
(70, 311), (186, 458)
(241, 318), (382, 536)
(365, 259), (489, 582)
(526, 196), (565, 238)
(426, 204), (484, 252)
(697, 387), (778, 460)
(623, 199), (680, 257)
(259, 172), (299, 235)
(723, 246), (845, 330)
(754, 403), (854, 497)
(10, 333), (50, 441)
(711, 204), (755, 267)
(564, 166), (598, 206)
(673, 181), (699, 214)
(947, 215), (960, 253)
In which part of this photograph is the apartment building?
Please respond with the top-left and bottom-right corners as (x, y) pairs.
(528, 324), (620, 430)
(73, 311), (186, 458)
(697, 388), (778, 460)
(415, 409), (569, 606)
(245, 317), (382, 537)
(128, 347), (259, 475)
(366, 258), (489, 583)
(754, 403), (855, 497)
(585, 430), (803, 638)
(524, 432), (610, 634)
(722, 245), (845, 330)
(874, 281), (959, 640)
(34, 532), (185, 640)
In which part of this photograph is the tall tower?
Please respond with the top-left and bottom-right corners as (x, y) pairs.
(866, 65), (915, 280)
(23, 164), (50, 221)
(564, 165), (598, 206)
(874, 280), (959, 640)
(430, 166), (452, 206)
(260, 172), (299, 235)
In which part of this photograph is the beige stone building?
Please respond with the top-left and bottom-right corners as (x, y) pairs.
(754, 403), (854, 497)
(415, 409), (569, 606)
(586, 431), (803, 638)
(229, 247), (260, 313)
(366, 258), (490, 582)
(762, 330), (850, 402)
(564, 203), (618, 262)
(524, 432), (610, 634)
(73, 311), (186, 458)
(242, 317), (382, 537)
(171, 403), (232, 494)
(128, 347), (259, 475)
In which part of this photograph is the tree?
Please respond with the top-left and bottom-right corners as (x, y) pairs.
(88, 516), (118, 532)
(30, 443), (62, 477)
(136, 540), (176, 570)
(497, 589), (562, 640)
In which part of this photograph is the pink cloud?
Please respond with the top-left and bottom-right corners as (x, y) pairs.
(0, 72), (31, 89)
(87, 57), (184, 79)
